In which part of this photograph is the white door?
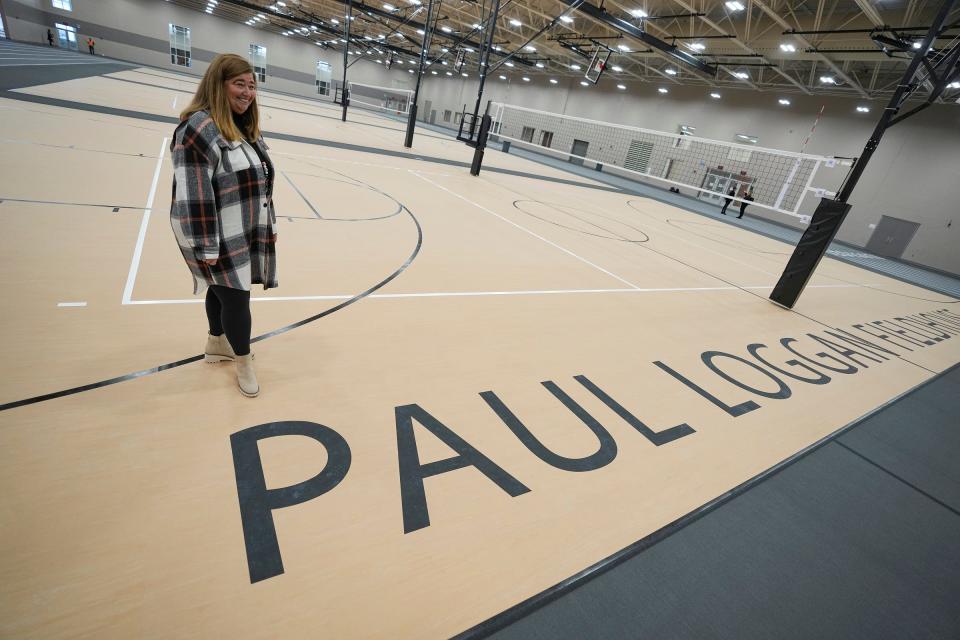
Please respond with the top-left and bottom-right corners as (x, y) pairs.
(56, 23), (78, 50)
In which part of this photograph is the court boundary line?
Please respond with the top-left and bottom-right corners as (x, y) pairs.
(122, 136), (166, 305)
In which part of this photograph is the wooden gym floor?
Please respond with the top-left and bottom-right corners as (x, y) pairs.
(1, 56), (959, 639)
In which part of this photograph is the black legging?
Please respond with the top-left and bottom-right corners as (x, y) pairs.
(205, 285), (252, 356)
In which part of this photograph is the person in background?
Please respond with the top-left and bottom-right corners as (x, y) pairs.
(720, 185), (736, 215)
(169, 53), (278, 398)
(47, 29), (54, 46)
(738, 188), (755, 219)
(86, 37), (95, 55)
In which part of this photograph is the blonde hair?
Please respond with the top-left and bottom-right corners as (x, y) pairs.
(180, 53), (261, 142)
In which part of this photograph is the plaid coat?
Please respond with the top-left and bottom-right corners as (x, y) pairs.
(169, 110), (278, 294)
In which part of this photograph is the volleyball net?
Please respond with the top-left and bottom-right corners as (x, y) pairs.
(489, 102), (849, 218)
(347, 82), (414, 116)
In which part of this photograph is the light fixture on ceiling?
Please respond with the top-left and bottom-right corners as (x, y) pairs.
(525, 45), (536, 51)
(710, 92), (721, 98)
(549, 78), (558, 84)
(631, 9), (648, 17)
(509, 19), (522, 27)
(618, 44), (630, 52)
(947, 81), (960, 89)
(779, 43), (796, 52)
(819, 76), (836, 84)
(689, 42), (705, 51)
(383, 3), (395, 10)
(441, 26), (452, 33)
(570, 63), (581, 70)
(611, 65), (623, 72)
(523, 76), (530, 81)
(560, 16), (573, 23)
(856, 106), (870, 112)
(580, 81), (590, 86)
(778, 98), (791, 105)
(499, 75), (507, 79)
(617, 84), (626, 90)
(665, 68), (677, 75)
(726, 1), (745, 10)
(734, 71), (749, 79)
(658, 87), (668, 93)
(535, 62), (545, 68)
(505, 61), (514, 67)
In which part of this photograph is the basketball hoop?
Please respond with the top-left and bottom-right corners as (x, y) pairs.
(584, 45), (613, 84)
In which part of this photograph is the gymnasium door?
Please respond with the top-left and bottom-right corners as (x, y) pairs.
(56, 22), (78, 50)
(865, 215), (920, 259)
(569, 139), (589, 165)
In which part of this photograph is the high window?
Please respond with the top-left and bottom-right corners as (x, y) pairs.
(316, 60), (331, 95)
(249, 44), (267, 83)
(52, 0), (73, 10)
(169, 24), (191, 67)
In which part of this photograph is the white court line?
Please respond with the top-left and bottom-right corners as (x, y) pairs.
(272, 150), (451, 176)
(124, 283), (872, 305)
(172, 95), (178, 110)
(0, 61), (110, 66)
(57, 302), (87, 307)
(122, 137), (167, 305)
(412, 172), (643, 290)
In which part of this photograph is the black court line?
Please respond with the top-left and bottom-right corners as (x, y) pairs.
(281, 171), (323, 219)
(0, 90), (621, 194)
(834, 440), (960, 518)
(512, 200), (650, 243)
(0, 196), (145, 210)
(450, 360), (960, 639)
(0, 182), (422, 413)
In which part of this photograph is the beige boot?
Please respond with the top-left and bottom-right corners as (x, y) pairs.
(236, 354), (260, 397)
(204, 333), (235, 363)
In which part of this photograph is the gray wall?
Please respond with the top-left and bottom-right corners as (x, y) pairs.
(2, 0), (957, 274)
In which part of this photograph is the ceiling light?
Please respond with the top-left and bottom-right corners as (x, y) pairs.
(710, 92), (721, 98)
(734, 71), (749, 79)
(549, 78), (558, 84)
(778, 98), (791, 105)
(947, 81), (960, 89)
(383, 3), (395, 9)
(856, 106), (870, 112)
(465, 47), (474, 52)
(618, 44), (630, 52)
(505, 61), (514, 67)
(726, 1), (745, 10)
(617, 84), (626, 90)
(612, 65), (623, 72)
(819, 75), (836, 84)
(509, 19), (522, 26)
(631, 9), (648, 17)
(409, 69), (414, 73)
(570, 63), (581, 70)
(441, 26), (452, 33)
(472, 23), (482, 29)
(331, 18), (339, 24)
(522, 76), (530, 81)
(445, 71), (452, 75)
(658, 87), (668, 93)
(580, 81), (590, 86)
(462, 73), (468, 77)
(499, 75), (507, 79)
(560, 16), (573, 23)
(535, 62), (545, 68)
(441, 47), (449, 52)
(441, 60), (448, 65)
(665, 68), (677, 75)
(779, 43), (796, 52)
(689, 42), (705, 51)
(205, 8), (213, 12)
(409, 0), (422, 4)
(912, 41), (922, 49)
(431, 70), (437, 74)
(525, 45), (536, 51)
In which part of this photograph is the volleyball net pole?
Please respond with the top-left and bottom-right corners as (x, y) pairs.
(769, 0), (959, 308)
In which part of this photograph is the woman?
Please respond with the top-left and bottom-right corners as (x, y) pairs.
(170, 54), (277, 398)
